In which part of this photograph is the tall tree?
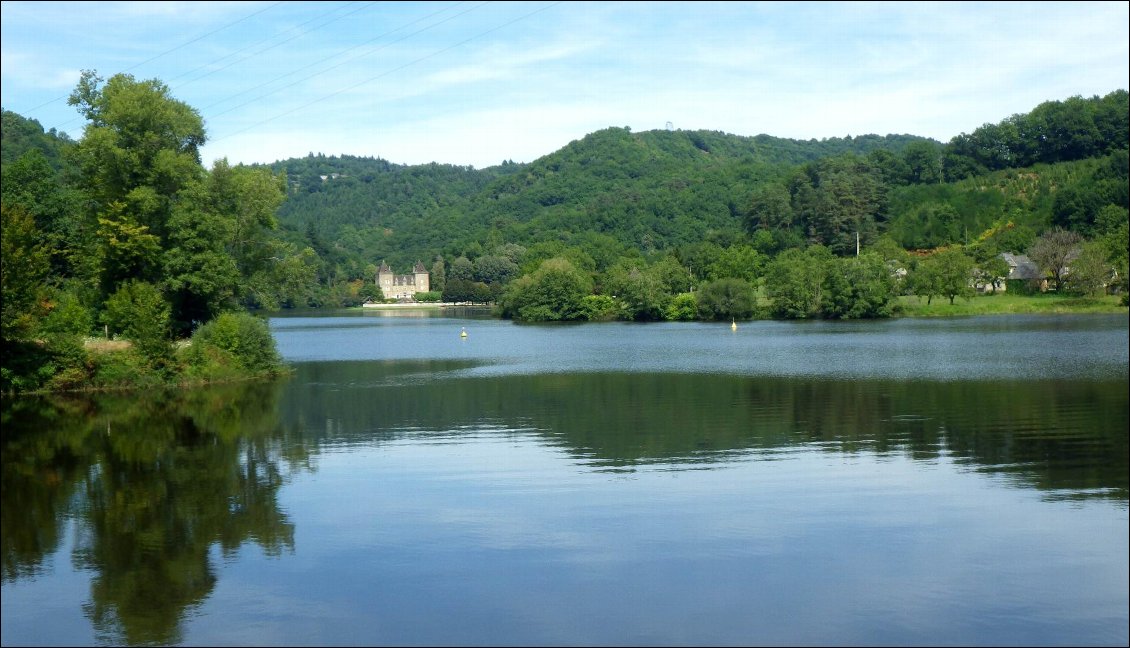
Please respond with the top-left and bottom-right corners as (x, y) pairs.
(1028, 228), (1084, 292)
(67, 70), (206, 295)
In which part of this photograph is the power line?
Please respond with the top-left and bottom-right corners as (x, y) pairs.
(20, 0), (288, 116)
(200, 1), (481, 117)
(171, 1), (380, 89)
(210, 1), (563, 145)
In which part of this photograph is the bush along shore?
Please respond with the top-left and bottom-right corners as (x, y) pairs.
(2, 312), (289, 395)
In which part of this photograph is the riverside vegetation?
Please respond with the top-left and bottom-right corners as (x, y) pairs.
(2, 71), (1127, 393)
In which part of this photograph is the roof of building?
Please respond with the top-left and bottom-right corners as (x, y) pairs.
(999, 253), (1044, 280)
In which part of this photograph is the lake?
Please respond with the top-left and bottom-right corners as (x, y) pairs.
(2, 311), (1127, 646)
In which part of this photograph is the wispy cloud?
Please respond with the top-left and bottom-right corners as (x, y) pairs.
(4, 1), (1127, 167)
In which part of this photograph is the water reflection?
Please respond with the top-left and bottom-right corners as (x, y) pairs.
(278, 363), (1129, 501)
(1, 337), (1126, 645)
(1, 382), (298, 646)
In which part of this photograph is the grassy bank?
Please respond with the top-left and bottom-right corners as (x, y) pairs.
(893, 293), (1128, 317)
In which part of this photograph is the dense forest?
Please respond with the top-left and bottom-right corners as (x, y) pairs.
(2, 72), (1127, 392)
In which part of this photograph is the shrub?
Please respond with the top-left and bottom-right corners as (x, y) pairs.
(102, 281), (173, 369)
(696, 278), (756, 320)
(189, 312), (282, 374)
(664, 292), (699, 321)
(579, 294), (624, 321)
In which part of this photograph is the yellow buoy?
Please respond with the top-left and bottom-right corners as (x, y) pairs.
(731, 319), (737, 331)
(460, 327), (468, 338)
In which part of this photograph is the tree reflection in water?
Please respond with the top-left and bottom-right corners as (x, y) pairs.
(2, 380), (297, 646)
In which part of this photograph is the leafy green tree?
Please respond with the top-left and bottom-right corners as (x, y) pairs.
(916, 248), (975, 304)
(449, 256), (474, 282)
(578, 294), (623, 321)
(907, 257), (941, 305)
(604, 263), (668, 321)
(745, 184), (795, 232)
(664, 292), (699, 321)
(188, 312), (282, 373)
(102, 280), (173, 368)
(901, 140), (943, 184)
(359, 282), (384, 302)
(430, 257), (446, 293)
(696, 278), (756, 320)
(1, 204), (50, 340)
(163, 181), (240, 334)
(787, 154), (888, 255)
(1028, 228), (1083, 292)
(37, 285), (94, 339)
(499, 258), (592, 322)
(765, 246), (832, 318)
(244, 242), (320, 310)
(1065, 241), (1113, 297)
(649, 255), (694, 295)
(474, 255), (519, 285)
(821, 253), (897, 319)
(207, 160), (286, 283)
(1, 149), (89, 280)
(707, 244), (763, 283)
(868, 148), (912, 186)
(973, 255), (1010, 294)
(67, 70), (205, 296)
(676, 242), (723, 282)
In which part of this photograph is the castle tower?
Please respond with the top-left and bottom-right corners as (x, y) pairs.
(377, 261), (393, 297)
(413, 261), (430, 294)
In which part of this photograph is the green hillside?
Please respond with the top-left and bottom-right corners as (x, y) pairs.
(268, 126), (935, 271)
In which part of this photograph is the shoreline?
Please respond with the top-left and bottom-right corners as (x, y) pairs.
(358, 302), (490, 310)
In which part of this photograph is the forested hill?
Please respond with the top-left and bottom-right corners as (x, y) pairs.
(268, 127), (935, 271)
(267, 89), (1127, 273)
(3, 89), (1127, 310)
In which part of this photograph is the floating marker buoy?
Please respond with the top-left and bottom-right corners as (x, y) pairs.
(460, 327), (468, 338)
(731, 319), (737, 331)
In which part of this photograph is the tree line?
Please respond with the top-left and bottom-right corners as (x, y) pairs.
(2, 71), (291, 393)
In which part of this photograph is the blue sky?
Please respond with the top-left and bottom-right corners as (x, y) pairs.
(2, 1), (1127, 169)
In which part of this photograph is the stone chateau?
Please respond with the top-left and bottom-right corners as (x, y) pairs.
(377, 261), (430, 300)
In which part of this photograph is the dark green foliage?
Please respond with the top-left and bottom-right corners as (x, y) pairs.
(911, 248), (976, 305)
(358, 282), (384, 302)
(187, 312), (281, 374)
(1065, 242), (1115, 297)
(695, 278), (757, 320)
(664, 292), (699, 321)
(1, 109), (75, 171)
(765, 246), (833, 318)
(102, 281), (173, 369)
(942, 91), (1128, 180)
(579, 294), (624, 321)
(499, 258), (592, 322)
(603, 262), (669, 321)
(756, 153), (889, 256)
(821, 253), (897, 319)
(1, 204), (50, 340)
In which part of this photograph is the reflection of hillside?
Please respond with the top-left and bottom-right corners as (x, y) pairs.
(281, 362), (1129, 501)
(0, 381), (297, 646)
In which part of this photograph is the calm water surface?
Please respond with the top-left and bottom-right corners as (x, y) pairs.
(2, 312), (1127, 646)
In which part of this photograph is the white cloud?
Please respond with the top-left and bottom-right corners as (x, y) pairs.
(7, 1), (1129, 166)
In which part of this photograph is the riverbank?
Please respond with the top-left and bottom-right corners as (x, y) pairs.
(359, 301), (490, 310)
(893, 293), (1127, 317)
(356, 302), (496, 312)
